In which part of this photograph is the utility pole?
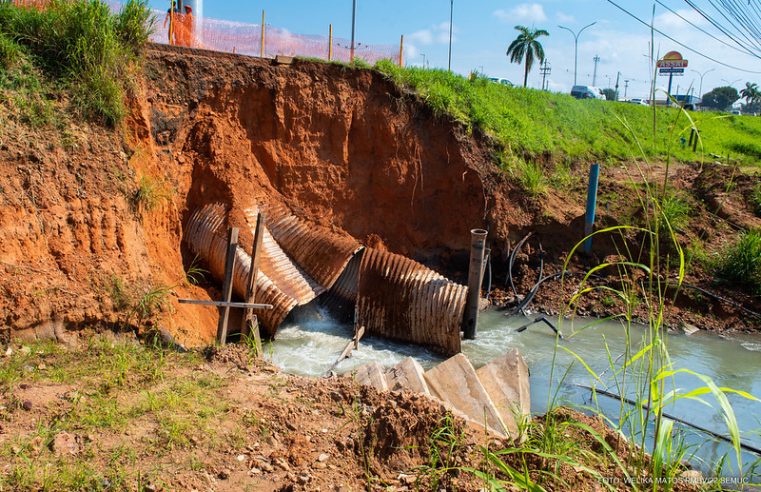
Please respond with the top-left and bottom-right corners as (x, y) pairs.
(540, 60), (552, 91)
(592, 55), (600, 86)
(614, 71), (621, 101)
(558, 22), (596, 86)
(350, 0), (357, 61)
(448, 0), (453, 71)
(624, 79), (630, 99)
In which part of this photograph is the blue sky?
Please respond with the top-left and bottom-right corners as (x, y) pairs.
(147, 1), (760, 99)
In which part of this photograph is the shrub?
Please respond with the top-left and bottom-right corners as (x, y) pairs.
(715, 230), (761, 295)
(0, 0), (153, 125)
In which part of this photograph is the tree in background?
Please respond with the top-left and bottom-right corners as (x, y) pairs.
(506, 26), (549, 88)
(602, 88), (617, 101)
(701, 86), (739, 112)
(740, 82), (760, 114)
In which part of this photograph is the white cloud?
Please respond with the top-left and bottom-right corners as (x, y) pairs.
(408, 22), (454, 46)
(654, 9), (707, 30)
(494, 4), (547, 24)
(556, 12), (575, 24)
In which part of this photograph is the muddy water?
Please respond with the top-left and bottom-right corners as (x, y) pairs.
(271, 305), (761, 476)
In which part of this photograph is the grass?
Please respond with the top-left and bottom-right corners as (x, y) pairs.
(715, 230), (761, 295)
(106, 276), (173, 329)
(751, 184), (761, 217)
(0, 0), (153, 126)
(131, 175), (170, 215)
(0, 335), (227, 491)
(373, 60), (761, 169)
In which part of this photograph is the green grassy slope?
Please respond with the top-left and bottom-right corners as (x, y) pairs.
(375, 60), (761, 169)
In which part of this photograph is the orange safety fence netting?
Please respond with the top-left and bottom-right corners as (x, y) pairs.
(9, 0), (399, 64)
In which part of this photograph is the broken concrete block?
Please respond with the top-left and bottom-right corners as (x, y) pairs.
(423, 354), (507, 436)
(384, 358), (430, 395)
(680, 323), (700, 336)
(476, 349), (530, 439)
(352, 362), (388, 392)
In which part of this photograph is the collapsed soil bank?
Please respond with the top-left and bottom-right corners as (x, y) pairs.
(1, 44), (758, 346)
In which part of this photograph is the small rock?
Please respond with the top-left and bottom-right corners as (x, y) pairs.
(681, 323), (700, 336)
(261, 462), (274, 473)
(320, 428), (328, 433)
(313, 462), (327, 470)
(275, 458), (290, 471)
(21, 400), (33, 411)
(317, 453), (329, 462)
(19, 383), (29, 390)
(250, 467), (262, 475)
(50, 432), (79, 456)
(298, 473), (311, 485)
(286, 421), (297, 431)
(3, 347), (12, 357)
(236, 454), (247, 462)
(143, 485), (157, 492)
(217, 469), (230, 480)
(20, 346), (31, 355)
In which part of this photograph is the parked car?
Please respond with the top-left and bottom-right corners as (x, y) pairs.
(625, 98), (649, 106)
(571, 85), (605, 100)
(488, 77), (514, 87)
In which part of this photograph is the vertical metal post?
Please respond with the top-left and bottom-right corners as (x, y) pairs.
(260, 10), (265, 58)
(350, 0), (356, 62)
(399, 34), (404, 67)
(328, 24), (333, 61)
(241, 213), (264, 355)
(217, 227), (239, 345)
(584, 164), (600, 254)
(448, 0), (453, 71)
(667, 72), (674, 107)
(464, 229), (487, 340)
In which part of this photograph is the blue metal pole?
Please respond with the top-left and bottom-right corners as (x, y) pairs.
(584, 163), (600, 254)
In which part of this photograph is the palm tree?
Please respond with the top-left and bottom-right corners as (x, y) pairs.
(740, 82), (760, 105)
(506, 25), (549, 88)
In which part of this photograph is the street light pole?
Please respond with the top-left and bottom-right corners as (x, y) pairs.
(691, 68), (714, 97)
(448, 0), (454, 71)
(558, 22), (596, 86)
(350, 0), (357, 62)
(721, 78), (741, 87)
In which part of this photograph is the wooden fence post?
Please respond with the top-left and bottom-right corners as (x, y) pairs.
(241, 212), (264, 355)
(328, 24), (333, 61)
(399, 35), (404, 67)
(216, 227), (239, 345)
(260, 10), (266, 58)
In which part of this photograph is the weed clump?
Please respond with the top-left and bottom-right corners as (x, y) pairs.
(0, 0), (153, 126)
(715, 230), (761, 295)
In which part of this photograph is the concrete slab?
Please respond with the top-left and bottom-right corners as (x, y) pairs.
(352, 362), (388, 392)
(476, 349), (530, 439)
(384, 358), (430, 395)
(423, 354), (507, 436)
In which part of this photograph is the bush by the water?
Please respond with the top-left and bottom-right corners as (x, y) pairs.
(0, 0), (153, 126)
(715, 230), (761, 295)
(374, 60), (761, 168)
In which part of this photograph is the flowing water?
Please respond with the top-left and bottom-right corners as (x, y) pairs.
(270, 304), (761, 477)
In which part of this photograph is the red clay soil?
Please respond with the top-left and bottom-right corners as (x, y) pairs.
(0, 44), (758, 347)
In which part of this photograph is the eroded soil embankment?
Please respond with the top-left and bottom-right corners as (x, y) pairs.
(1, 44), (758, 345)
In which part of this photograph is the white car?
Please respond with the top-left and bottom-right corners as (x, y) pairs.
(626, 98), (649, 106)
